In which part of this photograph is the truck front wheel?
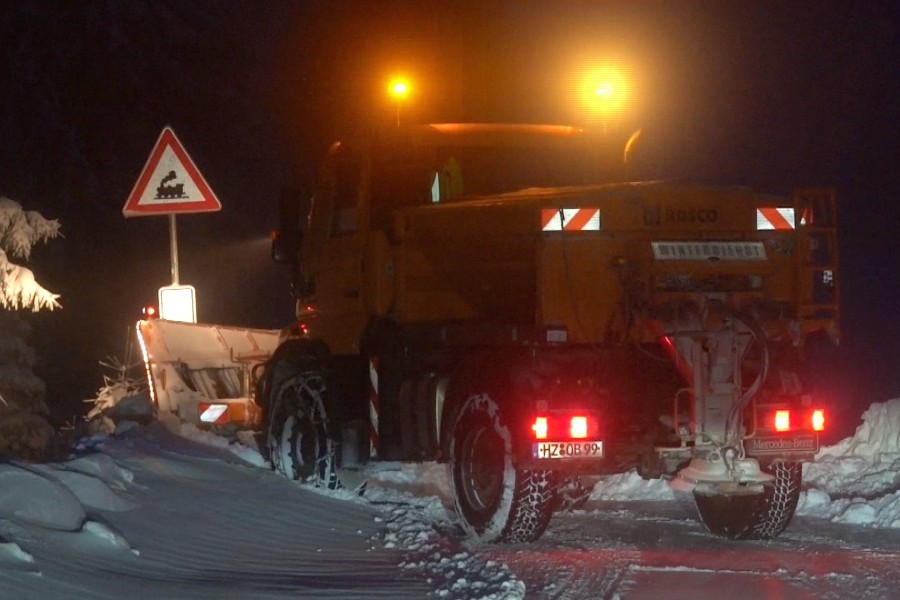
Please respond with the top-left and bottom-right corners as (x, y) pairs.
(450, 393), (556, 543)
(263, 345), (339, 489)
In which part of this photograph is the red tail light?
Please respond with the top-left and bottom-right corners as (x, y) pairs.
(774, 410), (791, 432)
(532, 414), (598, 440)
(570, 416), (588, 439)
(811, 409), (826, 432)
(763, 405), (825, 434)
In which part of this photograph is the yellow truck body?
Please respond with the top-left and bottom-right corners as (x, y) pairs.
(261, 123), (839, 542)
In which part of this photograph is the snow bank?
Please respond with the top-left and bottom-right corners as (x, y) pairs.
(0, 538), (37, 574)
(156, 410), (269, 468)
(368, 461), (454, 505)
(803, 398), (900, 497)
(589, 470), (675, 502)
(796, 398), (900, 527)
(32, 467), (136, 512)
(798, 487), (900, 528)
(0, 422), (524, 598)
(0, 465), (85, 530)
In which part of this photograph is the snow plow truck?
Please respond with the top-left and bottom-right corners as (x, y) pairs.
(244, 123), (840, 542)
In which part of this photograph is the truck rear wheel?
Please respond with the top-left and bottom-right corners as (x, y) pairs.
(693, 461), (801, 540)
(264, 345), (339, 489)
(450, 393), (556, 543)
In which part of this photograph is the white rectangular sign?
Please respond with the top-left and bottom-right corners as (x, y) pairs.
(652, 241), (767, 261)
(158, 284), (197, 323)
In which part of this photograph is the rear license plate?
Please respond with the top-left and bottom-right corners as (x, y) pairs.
(534, 441), (604, 459)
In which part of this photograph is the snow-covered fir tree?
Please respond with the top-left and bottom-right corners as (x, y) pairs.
(0, 197), (60, 460)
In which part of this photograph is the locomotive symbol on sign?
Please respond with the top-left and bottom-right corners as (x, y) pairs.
(155, 170), (188, 200)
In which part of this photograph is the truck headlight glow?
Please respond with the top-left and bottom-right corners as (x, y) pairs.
(576, 62), (635, 122)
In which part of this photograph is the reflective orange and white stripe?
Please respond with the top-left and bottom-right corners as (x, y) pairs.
(756, 207), (796, 230)
(541, 208), (601, 231)
(199, 403), (230, 426)
(368, 357), (380, 458)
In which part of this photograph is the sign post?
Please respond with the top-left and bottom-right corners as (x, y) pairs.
(123, 126), (221, 322)
(169, 214), (180, 284)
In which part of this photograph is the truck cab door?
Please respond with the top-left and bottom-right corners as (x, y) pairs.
(301, 143), (368, 354)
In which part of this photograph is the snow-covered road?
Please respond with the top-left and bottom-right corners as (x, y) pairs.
(1, 424), (432, 599)
(480, 501), (900, 599)
(2, 401), (899, 599)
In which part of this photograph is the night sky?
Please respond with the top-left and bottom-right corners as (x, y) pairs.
(0, 1), (897, 435)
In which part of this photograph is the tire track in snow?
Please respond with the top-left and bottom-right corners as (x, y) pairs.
(472, 510), (648, 598)
(483, 547), (636, 599)
(475, 503), (900, 599)
(369, 492), (528, 599)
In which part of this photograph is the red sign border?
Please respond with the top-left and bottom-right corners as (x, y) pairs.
(122, 126), (222, 217)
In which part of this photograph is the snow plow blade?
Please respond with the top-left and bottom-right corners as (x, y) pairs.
(136, 319), (279, 427)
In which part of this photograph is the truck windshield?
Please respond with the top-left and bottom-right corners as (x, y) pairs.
(370, 140), (615, 219)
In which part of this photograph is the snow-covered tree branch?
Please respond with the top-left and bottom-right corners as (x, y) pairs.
(0, 197), (60, 311)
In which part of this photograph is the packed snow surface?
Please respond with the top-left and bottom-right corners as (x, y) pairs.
(1, 400), (899, 598)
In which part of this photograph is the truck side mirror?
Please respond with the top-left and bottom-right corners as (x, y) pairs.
(272, 185), (310, 264)
(271, 229), (301, 264)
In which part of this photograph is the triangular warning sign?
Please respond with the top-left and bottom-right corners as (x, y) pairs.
(122, 126), (222, 217)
